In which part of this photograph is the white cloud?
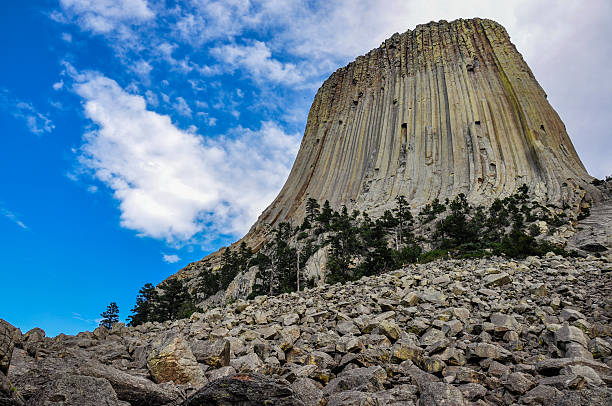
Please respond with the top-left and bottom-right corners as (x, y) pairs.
(211, 40), (302, 85)
(59, 0), (153, 34)
(131, 60), (153, 79)
(53, 81), (64, 90)
(72, 72), (300, 244)
(162, 253), (180, 263)
(173, 96), (192, 117)
(0, 89), (54, 135)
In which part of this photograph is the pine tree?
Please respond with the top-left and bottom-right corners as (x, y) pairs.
(155, 278), (194, 321)
(127, 283), (157, 326)
(305, 198), (320, 224)
(393, 195), (414, 244)
(318, 200), (333, 228)
(100, 302), (119, 329)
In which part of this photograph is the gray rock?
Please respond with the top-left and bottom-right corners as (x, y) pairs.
(291, 377), (323, 406)
(504, 372), (536, 394)
(78, 363), (185, 406)
(326, 390), (384, 406)
(555, 326), (589, 348)
(0, 321), (15, 376)
(190, 339), (230, 368)
(554, 388), (612, 406)
(418, 382), (467, 406)
(206, 366), (236, 382)
(520, 384), (563, 405)
(0, 371), (24, 406)
(147, 334), (206, 386)
(230, 353), (263, 373)
(26, 375), (124, 406)
(483, 272), (511, 287)
(324, 366), (387, 395)
(181, 373), (305, 406)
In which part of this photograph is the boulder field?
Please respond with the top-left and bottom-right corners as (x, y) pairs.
(1, 254), (611, 405)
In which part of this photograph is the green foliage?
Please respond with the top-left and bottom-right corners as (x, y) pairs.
(419, 198), (446, 223)
(128, 278), (198, 326)
(577, 207), (591, 220)
(100, 302), (119, 329)
(127, 284), (156, 327)
(155, 278), (196, 321)
(129, 185), (577, 325)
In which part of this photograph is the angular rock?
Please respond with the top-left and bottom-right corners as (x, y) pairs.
(505, 372), (536, 394)
(78, 363), (184, 406)
(26, 375), (124, 406)
(418, 382), (467, 406)
(181, 373), (304, 406)
(483, 272), (511, 287)
(291, 377), (323, 406)
(190, 339), (230, 368)
(0, 321), (15, 376)
(147, 335), (206, 386)
(323, 366), (386, 395)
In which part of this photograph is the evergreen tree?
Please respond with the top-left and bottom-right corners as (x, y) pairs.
(393, 195), (414, 244)
(305, 198), (320, 224)
(100, 302), (119, 329)
(155, 278), (195, 321)
(219, 247), (239, 289)
(127, 283), (157, 326)
(318, 200), (333, 228)
(197, 269), (220, 299)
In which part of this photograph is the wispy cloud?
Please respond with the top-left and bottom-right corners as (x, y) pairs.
(162, 253), (180, 263)
(1, 207), (28, 230)
(70, 70), (299, 245)
(58, 0), (153, 35)
(0, 88), (54, 135)
(72, 312), (102, 326)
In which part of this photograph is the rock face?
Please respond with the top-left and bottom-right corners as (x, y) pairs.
(178, 18), (601, 278)
(239, 18), (597, 250)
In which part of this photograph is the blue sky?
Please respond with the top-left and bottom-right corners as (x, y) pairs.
(1, 0), (610, 336)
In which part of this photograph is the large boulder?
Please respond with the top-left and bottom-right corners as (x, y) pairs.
(181, 373), (305, 405)
(418, 382), (468, 406)
(190, 339), (230, 368)
(147, 335), (206, 387)
(79, 363), (185, 406)
(0, 371), (24, 406)
(25, 375), (125, 406)
(0, 321), (15, 375)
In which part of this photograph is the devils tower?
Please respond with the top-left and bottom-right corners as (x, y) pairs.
(190, 18), (599, 259)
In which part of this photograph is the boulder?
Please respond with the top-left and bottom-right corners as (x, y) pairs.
(0, 371), (24, 406)
(147, 335), (206, 386)
(181, 373), (305, 406)
(323, 366), (386, 395)
(78, 363), (185, 406)
(25, 375), (125, 406)
(0, 321), (15, 375)
(418, 382), (467, 406)
(190, 339), (230, 368)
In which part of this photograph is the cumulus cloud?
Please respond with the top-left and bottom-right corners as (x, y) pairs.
(72, 72), (300, 244)
(162, 253), (180, 263)
(0, 88), (54, 135)
(211, 41), (302, 85)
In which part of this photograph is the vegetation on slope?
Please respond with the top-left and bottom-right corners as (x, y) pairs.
(128, 185), (577, 326)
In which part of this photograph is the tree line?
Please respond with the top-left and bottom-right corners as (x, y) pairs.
(125, 184), (575, 326)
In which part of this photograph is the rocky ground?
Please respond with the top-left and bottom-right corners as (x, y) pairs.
(2, 254), (612, 405)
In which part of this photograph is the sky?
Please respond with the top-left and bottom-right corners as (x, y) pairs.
(0, 0), (610, 337)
